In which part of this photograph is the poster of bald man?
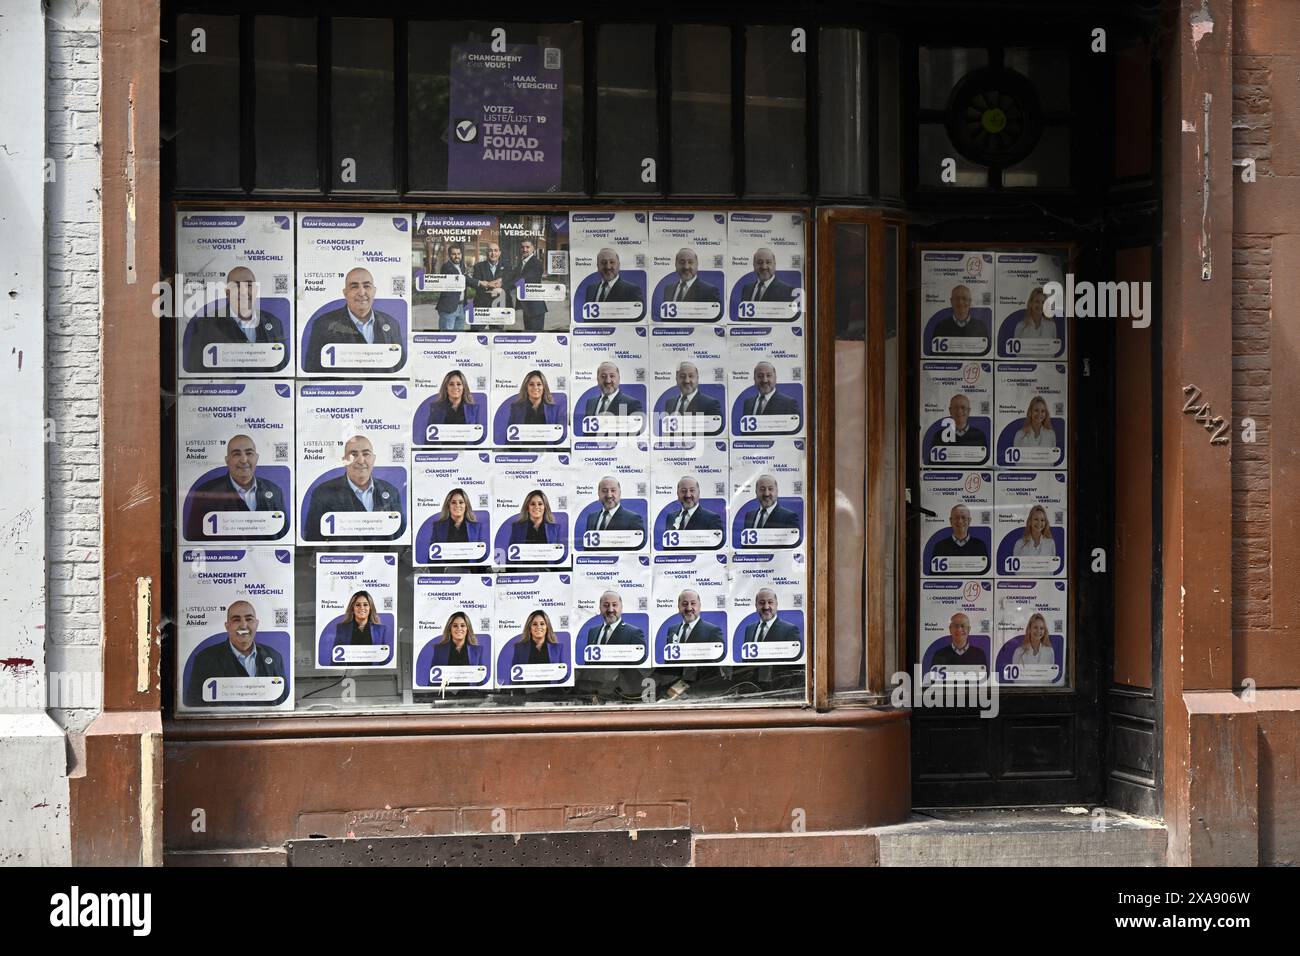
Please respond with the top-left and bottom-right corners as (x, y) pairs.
(652, 552), (729, 666)
(726, 212), (804, 323)
(296, 382), (410, 545)
(178, 381), (293, 545)
(920, 250), (994, 358)
(919, 578), (993, 682)
(648, 211), (727, 323)
(297, 212), (410, 376)
(570, 211), (648, 323)
(571, 323), (649, 438)
(175, 210), (293, 376)
(573, 440), (649, 553)
(573, 555), (651, 667)
(919, 470), (993, 578)
(177, 547), (294, 713)
(649, 325), (727, 437)
(411, 212), (505, 331)
(651, 439), (729, 553)
(729, 439), (806, 550)
(729, 325), (806, 438)
(728, 551), (807, 666)
(920, 361), (993, 467)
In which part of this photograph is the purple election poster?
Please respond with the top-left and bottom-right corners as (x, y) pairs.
(448, 43), (563, 193)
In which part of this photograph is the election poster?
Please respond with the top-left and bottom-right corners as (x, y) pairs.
(725, 212), (805, 323)
(994, 362), (1068, 469)
(649, 325), (727, 438)
(920, 250), (994, 358)
(995, 252), (1067, 359)
(918, 578), (993, 682)
(728, 551), (807, 667)
(494, 572), (574, 688)
(411, 213), (514, 330)
(296, 382), (410, 546)
(499, 213), (571, 333)
(572, 555), (652, 668)
(994, 471), (1068, 578)
(572, 440), (650, 554)
(412, 573), (494, 691)
(647, 212), (727, 323)
(919, 361), (993, 468)
(314, 552), (399, 670)
(729, 439), (806, 551)
(919, 470), (994, 578)
(177, 381), (293, 546)
(412, 451), (493, 567)
(490, 333), (570, 447)
(491, 451), (571, 567)
(570, 324), (649, 438)
(651, 439), (729, 553)
(175, 210), (294, 377)
(176, 547), (294, 714)
(570, 211), (649, 323)
(297, 213), (410, 376)
(993, 578), (1068, 687)
(651, 552), (729, 666)
(410, 333), (491, 447)
(728, 325), (807, 438)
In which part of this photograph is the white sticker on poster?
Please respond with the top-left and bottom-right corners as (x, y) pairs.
(296, 382), (410, 545)
(651, 552), (729, 665)
(993, 578), (1068, 687)
(572, 555), (652, 666)
(994, 471), (1068, 578)
(919, 470), (994, 578)
(994, 362), (1068, 469)
(995, 252), (1067, 359)
(297, 213), (411, 376)
(570, 211), (649, 323)
(649, 325), (728, 437)
(314, 552), (399, 669)
(726, 212), (804, 322)
(412, 574), (494, 690)
(651, 439), (729, 553)
(919, 578), (994, 682)
(920, 250), (995, 357)
(412, 451), (494, 566)
(572, 440), (649, 554)
(177, 382), (294, 546)
(570, 324), (649, 438)
(494, 572), (574, 687)
(410, 333), (491, 447)
(491, 452), (571, 567)
(176, 547), (295, 713)
(728, 325), (807, 438)
(175, 211), (294, 376)
(728, 551), (807, 665)
(490, 333), (570, 446)
(648, 212), (727, 323)
(920, 361), (993, 468)
(729, 439), (807, 551)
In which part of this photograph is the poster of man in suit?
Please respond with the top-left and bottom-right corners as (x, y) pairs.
(571, 211), (648, 323)
(648, 212), (726, 322)
(726, 212), (804, 322)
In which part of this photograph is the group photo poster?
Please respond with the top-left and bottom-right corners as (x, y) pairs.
(499, 212), (571, 332)
(651, 439), (729, 553)
(993, 578), (1068, 687)
(412, 573), (494, 691)
(493, 573), (574, 688)
(177, 381), (293, 546)
(570, 324), (649, 439)
(728, 551), (807, 667)
(728, 439), (806, 551)
(918, 578), (994, 682)
(490, 332), (570, 447)
(919, 360), (994, 468)
(994, 471), (1068, 578)
(314, 552), (399, 670)
(995, 252), (1067, 359)
(176, 547), (294, 714)
(651, 552), (729, 666)
(919, 249), (995, 358)
(728, 325), (807, 438)
(649, 325), (728, 438)
(572, 555), (652, 668)
(175, 210), (293, 377)
(919, 470), (994, 578)
(725, 212), (804, 323)
(296, 213), (411, 376)
(491, 452), (571, 567)
(570, 211), (649, 323)
(411, 213), (513, 331)
(994, 362), (1068, 469)
(296, 382), (410, 546)
(412, 451), (493, 567)
(410, 333), (491, 448)
(572, 440), (650, 554)
(647, 212), (727, 323)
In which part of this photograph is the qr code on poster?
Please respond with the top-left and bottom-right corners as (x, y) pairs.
(274, 442), (289, 461)
(274, 274), (290, 295)
(544, 48), (562, 70)
(390, 443), (407, 460)
(274, 608), (289, 627)
(548, 251), (568, 275)
(392, 275), (406, 296)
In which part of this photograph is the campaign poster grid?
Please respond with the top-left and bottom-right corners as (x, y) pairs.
(571, 211), (649, 323)
(649, 325), (728, 438)
(651, 552), (730, 666)
(491, 451), (571, 567)
(728, 325), (807, 439)
(494, 572), (574, 688)
(314, 552), (399, 670)
(176, 547), (295, 714)
(648, 212), (728, 323)
(572, 440), (650, 554)
(490, 333), (570, 447)
(412, 573), (494, 690)
(572, 555), (652, 667)
(410, 333), (491, 448)
(726, 212), (805, 323)
(728, 551), (807, 666)
(412, 451), (494, 567)
(570, 324), (650, 438)
(728, 439), (807, 551)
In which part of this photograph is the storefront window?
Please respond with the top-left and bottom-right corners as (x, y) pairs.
(174, 14), (240, 190)
(671, 26), (732, 194)
(819, 28), (868, 197)
(331, 18), (395, 193)
(596, 24), (659, 195)
(744, 25), (807, 195)
(254, 16), (319, 191)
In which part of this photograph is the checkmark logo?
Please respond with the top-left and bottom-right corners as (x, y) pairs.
(454, 119), (478, 143)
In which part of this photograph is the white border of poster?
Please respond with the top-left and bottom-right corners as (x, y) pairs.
(920, 249), (994, 357)
(994, 362), (1068, 469)
(725, 211), (805, 323)
(994, 471), (1068, 578)
(919, 470), (994, 578)
(412, 451), (494, 567)
(410, 333), (491, 447)
(412, 573), (494, 690)
(647, 212), (727, 323)
(651, 552), (729, 666)
(570, 211), (649, 323)
(572, 555), (653, 667)
(494, 572), (574, 688)
(993, 578), (1068, 687)
(728, 551), (808, 665)
(920, 360), (993, 468)
(314, 552), (399, 670)
(570, 324), (649, 438)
